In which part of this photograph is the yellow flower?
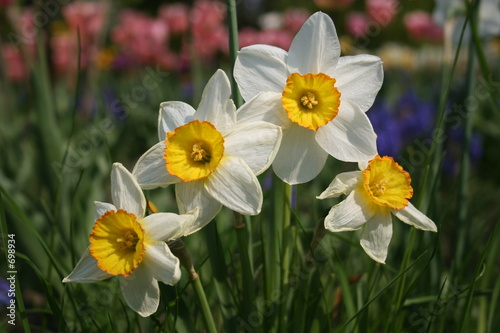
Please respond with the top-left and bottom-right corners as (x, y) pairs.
(133, 70), (282, 234)
(234, 12), (383, 184)
(165, 120), (225, 182)
(281, 73), (341, 131)
(317, 155), (437, 263)
(63, 163), (198, 317)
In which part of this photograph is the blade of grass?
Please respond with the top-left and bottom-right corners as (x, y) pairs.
(15, 252), (68, 330)
(458, 221), (499, 332)
(204, 221), (239, 331)
(278, 183), (292, 333)
(337, 250), (428, 331)
(0, 184), (66, 278)
(233, 213), (258, 330)
(487, 277), (500, 333)
(455, 0), (478, 265)
(0, 194), (30, 332)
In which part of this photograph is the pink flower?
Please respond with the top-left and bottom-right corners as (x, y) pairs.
(2, 44), (27, 82)
(283, 8), (310, 34)
(62, 1), (106, 46)
(238, 28), (293, 51)
(191, 0), (226, 32)
(190, 0), (227, 61)
(239, 28), (261, 49)
(51, 33), (79, 76)
(346, 12), (370, 38)
(366, 0), (399, 27)
(111, 10), (171, 67)
(404, 11), (443, 43)
(313, 0), (355, 10)
(258, 29), (294, 51)
(159, 3), (190, 35)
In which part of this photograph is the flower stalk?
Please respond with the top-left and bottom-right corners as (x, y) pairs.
(192, 274), (218, 333)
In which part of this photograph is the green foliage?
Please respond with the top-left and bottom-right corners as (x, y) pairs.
(1, 1), (499, 332)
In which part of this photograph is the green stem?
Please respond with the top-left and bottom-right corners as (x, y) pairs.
(234, 213), (257, 326)
(455, 0), (478, 268)
(192, 275), (218, 333)
(278, 183), (292, 333)
(226, 0), (243, 107)
(424, 12), (470, 205)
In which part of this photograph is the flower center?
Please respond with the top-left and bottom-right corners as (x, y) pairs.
(191, 142), (211, 163)
(164, 120), (224, 182)
(116, 231), (139, 251)
(363, 155), (413, 210)
(281, 72), (341, 131)
(301, 92), (319, 109)
(89, 209), (146, 277)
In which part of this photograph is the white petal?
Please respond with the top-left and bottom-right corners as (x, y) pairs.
(236, 92), (292, 129)
(111, 163), (146, 218)
(143, 241), (181, 285)
(234, 44), (288, 101)
(272, 125), (328, 185)
(333, 55), (383, 112)
(205, 157), (262, 215)
(360, 211), (393, 264)
(324, 190), (374, 232)
(176, 181), (222, 235)
(317, 171), (361, 199)
(62, 247), (112, 283)
(94, 201), (116, 222)
(224, 121), (282, 176)
(287, 12), (340, 75)
(142, 210), (199, 242)
(393, 203), (437, 232)
(358, 160), (369, 171)
(158, 101), (195, 141)
(132, 141), (181, 190)
(195, 69), (236, 133)
(119, 266), (159, 317)
(316, 101), (378, 162)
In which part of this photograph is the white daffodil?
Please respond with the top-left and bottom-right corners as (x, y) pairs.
(234, 11), (383, 184)
(63, 163), (198, 317)
(317, 155), (437, 263)
(132, 69), (282, 234)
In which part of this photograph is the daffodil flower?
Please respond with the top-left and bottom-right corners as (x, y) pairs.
(132, 69), (282, 234)
(317, 155), (437, 263)
(63, 163), (198, 317)
(234, 11), (383, 184)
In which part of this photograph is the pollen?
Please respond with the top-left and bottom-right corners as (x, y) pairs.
(362, 156), (413, 210)
(116, 231), (139, 251)
(301, 92), (319, 109)
(164, 120), (224, 182)
(282, 72), (341, 131)
(191, 142), (211, 163)
(89, 210), (146, 277)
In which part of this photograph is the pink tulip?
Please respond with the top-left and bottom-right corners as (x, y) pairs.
(62, 1), (106, 46)
(283, 8), (310, 34)
(366, 0), (399, 27)
(346, 12), (370, 38)
(111, 10), (171, 67)
(404, 11), (443, 43)
(190, 0), (227, 61)
(159, 3), (190, 35)
(2, 44), (27, 82)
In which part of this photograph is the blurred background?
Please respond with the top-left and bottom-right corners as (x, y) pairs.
(1, 0), (499, 331)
